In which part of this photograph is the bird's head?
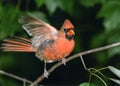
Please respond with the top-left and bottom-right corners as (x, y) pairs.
(61, 19), (75, 40)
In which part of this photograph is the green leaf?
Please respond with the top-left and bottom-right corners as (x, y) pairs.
(108, 46), (120, 57)
(45, 0), (58, 15)
(0, 54), (15, 69)
(109, 78), (120, 85)
(98, 1), (120, 33)
(108, 66), (120, 78)
(80, 0), (100, 7)
(98, 1), (120, 18)
(79, 82), (95, 86)
(0, 5), (22, 39)
(35, 0), (44, 8)
(107, 29), (120, 57)
(103, 11), (120, 33)
(97, 1), (120, 57)
(0, 77), (18, 86)
(58, 0), (74, 15)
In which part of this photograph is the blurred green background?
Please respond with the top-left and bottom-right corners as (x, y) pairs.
(0, 0), (120, 86)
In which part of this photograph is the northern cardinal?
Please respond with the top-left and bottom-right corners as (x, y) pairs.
(1, 16), (75, 77)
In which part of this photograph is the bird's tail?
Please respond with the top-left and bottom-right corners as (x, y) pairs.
(1, 37), (36, 52)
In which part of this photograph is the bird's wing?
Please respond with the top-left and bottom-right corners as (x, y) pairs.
(19, 16), (58, 48)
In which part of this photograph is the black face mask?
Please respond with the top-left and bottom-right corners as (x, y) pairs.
(65, 34), (75, 40)
(64, 28), (75, 40)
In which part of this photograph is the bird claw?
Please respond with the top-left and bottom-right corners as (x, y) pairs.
(44, 69), (49, 78)
(43, 60), (49, 78)
(43, 58), (66, 78)
(62, 58), (66, 65)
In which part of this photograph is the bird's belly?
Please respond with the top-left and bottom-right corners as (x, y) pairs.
(42, 39), (74, 61)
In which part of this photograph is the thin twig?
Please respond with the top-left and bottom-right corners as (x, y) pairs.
(79, 55), (107, 86)
(30, 42), (120, 86)
(79, 55), (91, 86)
(88, 68), (106, 78)
(30, 62), (63, 86)
(92, 73), (108, 86)
(79, 55), (88, 70)
(97, 67), (108, 71)
(0, 70), (32, 84)
(88, 73), (92, 86)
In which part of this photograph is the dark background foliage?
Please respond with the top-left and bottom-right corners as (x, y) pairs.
(0, 0), (120, 86)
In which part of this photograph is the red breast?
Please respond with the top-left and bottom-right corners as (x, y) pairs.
(42, 37), (75, 61)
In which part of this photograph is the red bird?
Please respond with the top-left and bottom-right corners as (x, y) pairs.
(1, 16), (75, 77)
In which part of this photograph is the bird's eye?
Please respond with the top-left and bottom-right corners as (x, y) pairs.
(64, 28), (69, 33)
(64, 28), (74, 33)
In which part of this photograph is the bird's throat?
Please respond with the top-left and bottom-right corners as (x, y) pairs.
(65, 34), (74, 40)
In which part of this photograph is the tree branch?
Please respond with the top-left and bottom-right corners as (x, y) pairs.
(30, 42), (120, 86)
(1, 42), (120, 86)
(0, 70), (32, 85)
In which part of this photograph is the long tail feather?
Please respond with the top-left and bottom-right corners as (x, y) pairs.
(1, 37), (36, 52)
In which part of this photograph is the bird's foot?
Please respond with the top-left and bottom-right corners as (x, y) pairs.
(62, 58), (66, 65)
(43, 60), (49, 78)
(44, 69), (49, 78)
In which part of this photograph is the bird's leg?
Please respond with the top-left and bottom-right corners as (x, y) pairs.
(44, 60), (49, 78)
(62, 58), (66, 65)
(36, 51), (49, 78)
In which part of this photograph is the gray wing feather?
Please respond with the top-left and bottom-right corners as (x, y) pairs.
(19, 16), (58, 48)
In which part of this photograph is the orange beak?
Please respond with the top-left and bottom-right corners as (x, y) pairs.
(68, 29), (75, 36)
